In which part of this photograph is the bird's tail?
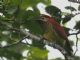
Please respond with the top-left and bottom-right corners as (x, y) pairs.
(64, 40), (73, 56)
(62, 40), (74, 60)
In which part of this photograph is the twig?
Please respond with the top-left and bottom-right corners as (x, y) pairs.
(74, 34), (78, 55)
(69, 30), (80, 56)
(0, 37), (23, 48)
(69, 30), (80, 35)
(20, 28), (41, 41)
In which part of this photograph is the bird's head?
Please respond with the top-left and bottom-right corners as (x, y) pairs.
(39, 14), (51, 22)
(38, 14), (56, 25)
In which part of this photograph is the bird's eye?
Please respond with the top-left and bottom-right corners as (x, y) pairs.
(41, 17), (45, 20)
(41, 17), (47, 22)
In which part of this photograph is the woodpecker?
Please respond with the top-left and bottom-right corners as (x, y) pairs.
(39, 14), (73, 57)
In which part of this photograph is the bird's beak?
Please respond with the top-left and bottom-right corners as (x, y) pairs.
(27, 16), (42, 21)
(27, 15), (43, 21)
(38, 16), (42, 21)
(35, 16), (43, 21)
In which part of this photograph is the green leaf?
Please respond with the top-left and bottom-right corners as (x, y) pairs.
(65, 6), (76, 11)
(74, 21), (80, 29)
(22, 10), (43, 35)
(32, 39), (45, 49)
(27, 47), (48, 60)
(24, 20), (43, 35)
(2, 0), (51, 11)
(62, 14), (74, 24)
(6, 6), (18, 15)
(2, 0), (50, 10)
(45, 5), (61, 23)
(21, 0), (51, 10)
(45, 5), (61, 17)
(0, 43), (28, 60)
(78, 5), (80, 11)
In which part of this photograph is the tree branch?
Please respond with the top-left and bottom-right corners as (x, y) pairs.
(0, 27), (74, 60)
(69, 30), (80, 35)
(20, 28), (74, 60)
(69, 30), (80, 56)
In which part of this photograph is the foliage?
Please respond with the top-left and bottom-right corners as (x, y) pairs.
(0, 0), (80, 60)
(45, 5), (61, 23)
(74, 21), (80, 29)
(78, 5), (80, 11)
(0, 0), (50, 60)
(65, 6), (76, 11)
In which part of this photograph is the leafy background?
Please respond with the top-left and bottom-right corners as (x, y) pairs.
(0, 0), (80, 60)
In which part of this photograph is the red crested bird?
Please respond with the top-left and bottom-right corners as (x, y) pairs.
(39, 14), (73, 59)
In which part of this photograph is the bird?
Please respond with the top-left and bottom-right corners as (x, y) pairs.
(38, 14), (73, 58)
